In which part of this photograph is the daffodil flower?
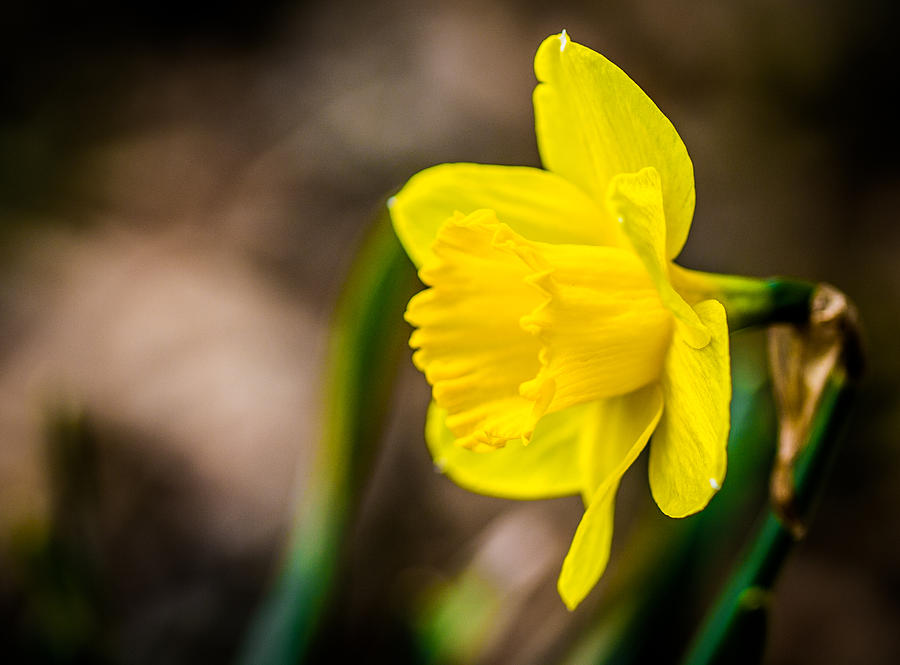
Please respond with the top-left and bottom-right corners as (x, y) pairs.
(389, 31), (731, 610)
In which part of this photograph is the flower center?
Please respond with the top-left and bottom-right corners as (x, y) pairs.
(406, 209), (673, 450)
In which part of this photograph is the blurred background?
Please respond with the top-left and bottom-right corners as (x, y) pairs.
(1, 1), (898, 663)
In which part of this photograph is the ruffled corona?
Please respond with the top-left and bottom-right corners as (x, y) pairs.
(407, 210), (673, 450)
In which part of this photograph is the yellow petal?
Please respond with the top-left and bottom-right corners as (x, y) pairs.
(649, 299), (731, 518)
(406, 210), (544, 449)
(426, 401), (589, 500)
(533, 32), (695, 259)
(558, 485), (617, 611)
(580, 384), (664, 504)
(389, 163), (621, 268)
(606, 167), (710, 348)
(557, 385), (664, 610)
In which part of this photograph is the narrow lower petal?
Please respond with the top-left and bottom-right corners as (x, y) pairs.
(558, 385), (664, 610)
(533, 32), (695, 259)
(649, 299), (731, 518)
(606, 167), (710, 349)
(426, 401), (589, 499)
(389, 162), (621, 268)
(558, 483), (618, 611)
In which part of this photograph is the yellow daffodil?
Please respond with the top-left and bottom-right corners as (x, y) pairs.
(388, 31), (731, 610)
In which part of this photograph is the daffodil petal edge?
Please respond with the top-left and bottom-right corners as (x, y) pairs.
(389, 162), (619, 268)
(533, 32), (695, 259)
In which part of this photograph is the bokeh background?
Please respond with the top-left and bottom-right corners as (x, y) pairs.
(1, 1), (898, 663)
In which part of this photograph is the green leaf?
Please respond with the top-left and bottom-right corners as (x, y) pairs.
(237, 206), (416, 665)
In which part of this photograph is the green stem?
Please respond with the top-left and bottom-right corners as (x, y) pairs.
(672, 267), (815, 332)
(237, 208), (415, 665)
(681, 368), (854, 665)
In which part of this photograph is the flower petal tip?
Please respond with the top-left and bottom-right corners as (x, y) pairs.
(559, 29), (568, 52)
(557, 578), (583, 612)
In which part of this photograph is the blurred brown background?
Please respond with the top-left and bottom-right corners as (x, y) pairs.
(1, 1), (898, 663)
